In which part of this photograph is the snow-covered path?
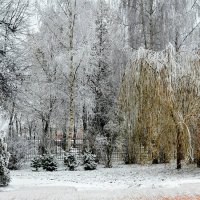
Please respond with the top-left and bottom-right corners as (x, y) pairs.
(1, 184), (200, 200)
(1, 164), (200, 199)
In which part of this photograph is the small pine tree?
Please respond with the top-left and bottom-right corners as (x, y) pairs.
(30, 156), (42, 171)
(83, 150), (97, 170)
(64, 152), (78, 171)
(0, 138), (10, 186)
(41, 154), (57, 172)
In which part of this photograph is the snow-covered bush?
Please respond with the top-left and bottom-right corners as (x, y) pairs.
(83, 150), (97, 170)
(64, 152), (78, 171)
(93, 111), (121, 168)
(0, 138), (10, 186)
(7, 137), (35, 170)
(30, 156), (42, 171)
(95, 134), (120, 168)
(41, 154), (57, 171)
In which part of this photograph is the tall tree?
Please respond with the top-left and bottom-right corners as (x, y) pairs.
(0, 0), (29, 138)
(119, 46), (200, 169)
(88, 0), (119, 167)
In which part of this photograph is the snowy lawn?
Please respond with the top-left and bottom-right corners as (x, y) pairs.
(1, 163), (200, 199)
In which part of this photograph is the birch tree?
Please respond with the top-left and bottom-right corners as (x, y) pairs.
(34, 0), (95, 151)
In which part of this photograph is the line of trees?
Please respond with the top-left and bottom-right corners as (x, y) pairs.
(0, 0), (200, 169)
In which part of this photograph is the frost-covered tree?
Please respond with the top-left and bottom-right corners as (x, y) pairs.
(83, 149), (97, 170)
(31, 156), (42, 171)
(23, 30), (64, 154)
(87, 0), (119, 166)
(0, 0), (29, 138)
(41, 154), (57, 171)
(121, 0), (200, 51)
(7, 137), (34, 170)
(0, 138), (10, 186)
(31, 0), (96, 152)
(119, 46), (200, 169)
(64, 151), (78, 171)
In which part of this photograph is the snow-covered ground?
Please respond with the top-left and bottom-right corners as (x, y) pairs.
(1, 163), (200, 199)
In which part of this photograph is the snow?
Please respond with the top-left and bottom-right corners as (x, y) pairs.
(1, 163), (200, 199)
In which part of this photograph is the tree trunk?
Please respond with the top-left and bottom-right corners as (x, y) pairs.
(62, 127), (67, 151)
(197, 158), (200, 168)
(39, 119), (49, 155)
(105, 144), (113, 168)
(82, 103), (88, 152)
(8, 102), (15, 138)
(149, 0), (154, 50)
(19, 120), (22, 137)
(141, 0), (147, 49)
(28, 123), (32, 139)
(171, 110), (184, 170)
(15, 114), (19, 136)
(73, 113), (78, 148)
(67, 79), (75, 151)
(176, 128), (182, 169)
(67, 0), (77, 152)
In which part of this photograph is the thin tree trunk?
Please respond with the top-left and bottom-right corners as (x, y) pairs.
(105, 136), (113, 168)
(19, 120), (22, 137)
(8, 102), (15, 138)
(15, 114), (19, 136)
(149, 0), (154, 50)
(176, 128), (182, 169)
(141, 0), (147, 49)
(73, 113), (77, 148)
(67, 75), (75, 151)
(67, 0), (77, 152)
(39, 118), (50, 155)
(28, 122), (32, 139)
(82, 103), (88, 152)
(171, 110), (184, 169)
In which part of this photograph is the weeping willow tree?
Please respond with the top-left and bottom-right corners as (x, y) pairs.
(119, 46), (200, 169)
(191, 51), (200, 168)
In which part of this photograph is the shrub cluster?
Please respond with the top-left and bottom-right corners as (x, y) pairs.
(31, 154), (57, 172)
